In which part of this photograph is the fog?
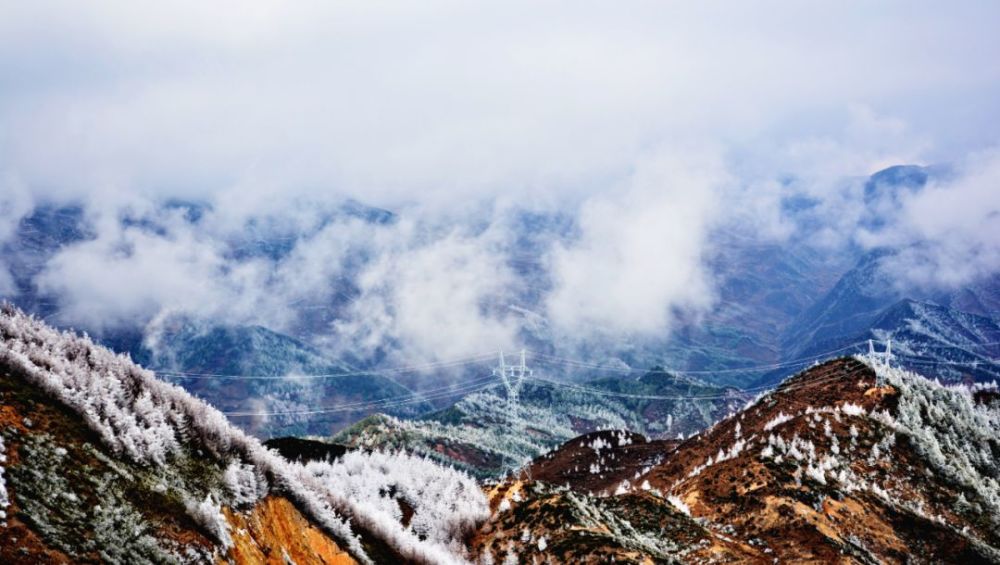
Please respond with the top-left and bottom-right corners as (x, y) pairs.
(1, 1), (998, 363)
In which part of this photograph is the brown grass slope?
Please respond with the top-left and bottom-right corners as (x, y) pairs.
(474, 358), (1000, 564)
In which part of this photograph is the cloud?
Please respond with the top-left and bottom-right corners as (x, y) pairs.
(29, 193), (522, 363)
(546, 147), (724, 337)
(858, 149), (1000, 290)
(1, 1), (998, 205)
(724, 105), (935, 250)
(35, 206), (258, 330)
(328, 217), (520, 362)
(1, 1), (998, 365)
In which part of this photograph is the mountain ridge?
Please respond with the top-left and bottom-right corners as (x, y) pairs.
(0, 305), (489, 564)
(473, 357), (1000, 563)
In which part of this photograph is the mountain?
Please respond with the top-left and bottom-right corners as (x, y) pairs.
(0, 305), (488, 564)
(135, 319), (429, 438)
(0, 204), (93, 318)
(860, 164), (940, 229)
(656, 238), (847, 385)
(777, 248), (1000, 384)
(782, 249), (902, 356)
(3, 301), (999, 563)
(333, 370), (746, 478)
(472, 357), (1000, 563)
(790, 299), (1000, 383)
(779, 162), (994, 364)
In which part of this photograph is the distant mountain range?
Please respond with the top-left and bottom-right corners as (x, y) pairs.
(136, 320), (431, 438)
(0, 164), (997, 440)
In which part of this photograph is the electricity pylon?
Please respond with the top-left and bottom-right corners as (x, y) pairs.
(868, 338), (893, 386)
(493, 348), (531, 406)
(493, 348), (532, 477)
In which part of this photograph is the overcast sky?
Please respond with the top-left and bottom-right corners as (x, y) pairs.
(2, 0), (998, 203)
(1, 1), (998, 361)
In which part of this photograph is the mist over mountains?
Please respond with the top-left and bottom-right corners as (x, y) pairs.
(1, 3), (999, 563)
(1, 161), (997, 439)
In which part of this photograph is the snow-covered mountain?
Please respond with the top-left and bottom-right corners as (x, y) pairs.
(0, 306), (487, 564)
(2, 304), (999, 563)
(474, 357), (1000, 563)
(787, 298), (1000, 384)
(773, 249), (1000, 386)
(333, 370), (746, 478)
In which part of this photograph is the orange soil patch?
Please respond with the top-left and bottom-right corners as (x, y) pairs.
(222, 496), (356, 565)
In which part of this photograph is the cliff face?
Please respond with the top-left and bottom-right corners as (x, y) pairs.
(473, 358), (1000, 564)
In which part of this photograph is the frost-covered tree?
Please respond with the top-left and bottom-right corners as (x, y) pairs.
(0, 305), (492, 564)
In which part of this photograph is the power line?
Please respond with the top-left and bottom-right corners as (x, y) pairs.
(201, 339), (998, 419)
(220, 341), (873, 415)
(157, 352), (497, 379)
(529, 341), (870, 376)
(225, 373), (503, 417)
(525, 357), (867, 402)
(895, 340), (1000, 349)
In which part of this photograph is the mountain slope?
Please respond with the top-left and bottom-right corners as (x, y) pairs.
(334, 371), (745, 478)
(138, 320), (429, 437)
(782, 249), (901, 355)
(783, 249), (999, 357)
(0, 305), (488, 564)
(837, 299), (998, 382)
(775, 297), (1000, 387)
(473, 357), (1000, 563)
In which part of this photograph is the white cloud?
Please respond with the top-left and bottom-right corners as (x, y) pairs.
(1, 1), (998, 360)
(859, 149), (1000, 290)
(329, 215), (519, 363)
(35, 208), (249, 330)
(1, 1), (998, 204)
(546, 147), (724, 337)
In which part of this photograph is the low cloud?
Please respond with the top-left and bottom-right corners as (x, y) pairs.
(546, 148), (724, 338)
(10, 133), (1000, 366)
(329, 218), (520, 363)
(35, 205), (267, 330)
(858, 149), (1000, 290)
(1, 2), (998, 365)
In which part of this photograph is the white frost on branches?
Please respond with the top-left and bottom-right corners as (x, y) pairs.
(187, 494), (233, 549)
(0, 435), (8, 521)
(223, 461), (268, 508)
(860, 356), (1000, 526)
(304, 450), (488, 564)
(763, 412), (793, 431)
(667, 495), (691, 516)
(0, 305), (490, 564)
(841, 402), (865, 417)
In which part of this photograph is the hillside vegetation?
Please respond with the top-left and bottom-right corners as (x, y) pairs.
(0, 305), (487, 564)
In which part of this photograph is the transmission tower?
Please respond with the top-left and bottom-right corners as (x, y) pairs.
(493, 348), (532, 477)
(493, 348), (531, 406)
(868, 338), (893, 386)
